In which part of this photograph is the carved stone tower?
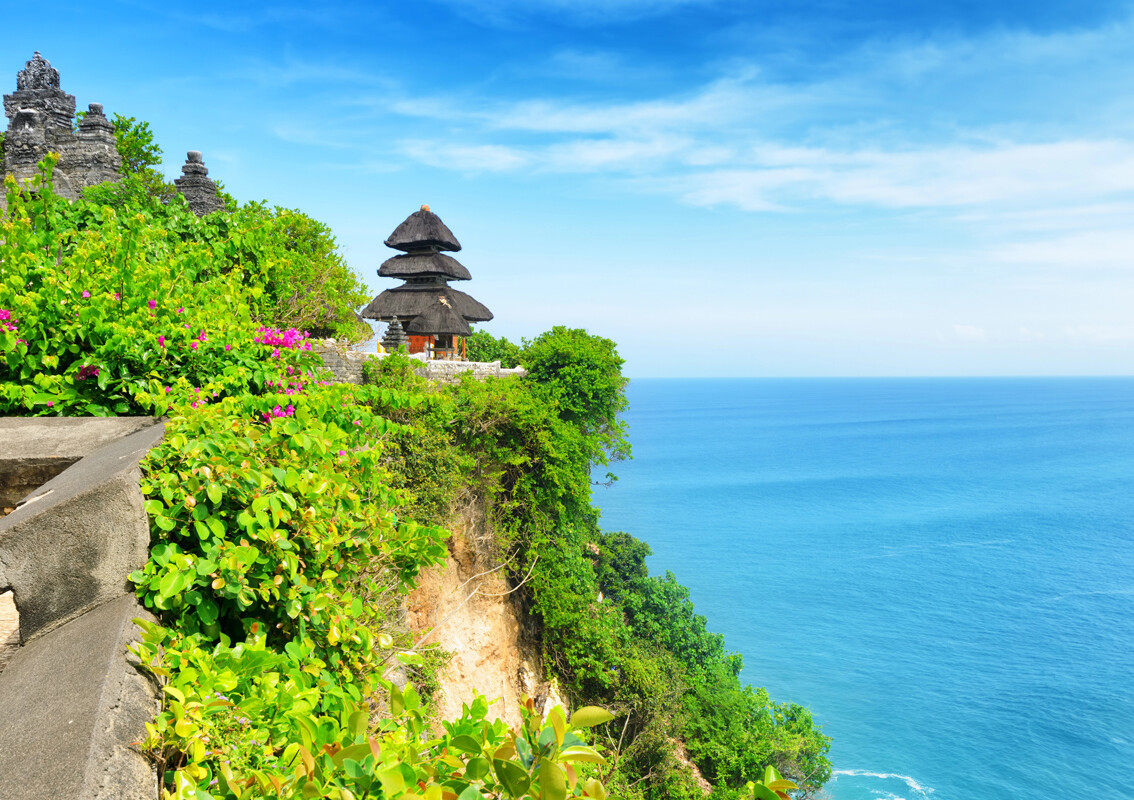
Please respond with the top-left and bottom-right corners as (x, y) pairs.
(2, 52), (120, 198)
(174, 151), (225, 216)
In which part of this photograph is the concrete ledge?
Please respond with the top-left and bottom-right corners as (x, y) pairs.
(0, 594), (159, 800)
(0, 417), (156, 510)
(0, 421), (165, 642)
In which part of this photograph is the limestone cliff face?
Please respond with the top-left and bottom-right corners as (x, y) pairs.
(405, 497), (564, 728)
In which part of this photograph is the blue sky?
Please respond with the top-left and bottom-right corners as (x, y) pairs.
(4, 1), (1134, 376)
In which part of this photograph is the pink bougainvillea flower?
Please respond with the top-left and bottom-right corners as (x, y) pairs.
(158, 335), (166, 347)
(82, 290), (91, 298)
(148, 300), (157, 309)
(76, 365), (100, 381)
(46, 401), (54, 407)
(114, 292), (120, 300)
(190, 341), (198, 350)
(164, 386), (171, 393)
(261, 404), (297, 422)
(338, 450), (346, 456)
(176, 307), (184, 314)
(224, 344), (232, 351)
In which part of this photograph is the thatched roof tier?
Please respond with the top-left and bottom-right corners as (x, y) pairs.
(361, 284), (493, 323)
(379, 252), (471, 281)
(405, 298), (473, 336)
(384, 207), (461, 253)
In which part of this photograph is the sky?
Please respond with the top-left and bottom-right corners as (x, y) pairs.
(3, 0), (1134, 377)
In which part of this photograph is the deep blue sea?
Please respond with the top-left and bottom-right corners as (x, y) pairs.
(594, 378), (1134, 800)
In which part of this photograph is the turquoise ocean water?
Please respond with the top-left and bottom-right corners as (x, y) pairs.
(594, 378), (1134, 800)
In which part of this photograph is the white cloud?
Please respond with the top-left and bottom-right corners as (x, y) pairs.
(989, 230), (1134, 268)
(950, 324), (987, 341)
(398, 142), (531, 172)
(1062, 324), (1134, 342)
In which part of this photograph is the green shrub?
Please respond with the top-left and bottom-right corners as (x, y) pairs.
(465, 330), (523, 367)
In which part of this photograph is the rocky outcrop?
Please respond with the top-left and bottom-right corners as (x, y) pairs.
(405, 498), (563, 728)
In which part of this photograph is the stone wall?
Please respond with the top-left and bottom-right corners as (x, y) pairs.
(313, 342), (373, 385)
(417, 358), (527, 382)
(314, 342), (527, 385)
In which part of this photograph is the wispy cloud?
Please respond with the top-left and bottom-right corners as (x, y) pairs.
(424, 0), (718, 26)
(369, 17), (1134, 221)
(989, 230), (1134, 269)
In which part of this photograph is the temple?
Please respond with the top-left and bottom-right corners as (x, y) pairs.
(362, 206), (493, 359)
(3, 52), (120, 199)
(2, 53), (223, 216)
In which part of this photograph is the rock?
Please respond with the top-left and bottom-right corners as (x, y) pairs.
(0, 590), (18, 672)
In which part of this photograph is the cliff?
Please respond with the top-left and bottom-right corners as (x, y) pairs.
(405, 497), (565, 729)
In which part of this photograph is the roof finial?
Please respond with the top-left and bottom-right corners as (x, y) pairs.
(421, 204), (430, 212)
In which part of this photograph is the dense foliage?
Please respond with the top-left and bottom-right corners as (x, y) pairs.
(2, 153), (829, 798)
(366, 333), (831, 799)
(0, 157), (367, 419)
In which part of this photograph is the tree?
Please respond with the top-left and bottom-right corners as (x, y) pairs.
(108, 114), (162, 175)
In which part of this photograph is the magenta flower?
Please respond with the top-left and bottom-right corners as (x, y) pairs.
(190, 341), (198, 350)
(224, 344), (232, 351)
(176, 307), (184, 314)
(148, 300), (157, 309)
(261, 404), (296, 422)
(114, 292), (120, 300)
(338, 450), (346, 456)
(158, 335), (166, 347)
(76, 365), (100, 381)
(82, 290), (91, 298)
(46, 401), (54, 407)
(164, 386), (171, 394)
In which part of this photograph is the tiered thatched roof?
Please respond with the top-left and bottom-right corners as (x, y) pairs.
(378, 252), (471, 281)
(362, 284), (491, 323)
(383, 207), (461, 252)
(361, 206), (493, 334)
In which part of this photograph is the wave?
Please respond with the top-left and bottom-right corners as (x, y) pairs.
(1043, 588), (1134, 603)
(851, 538), (1014, 560)
(831, 769), (934, 799)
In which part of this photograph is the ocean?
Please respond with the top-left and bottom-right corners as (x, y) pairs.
(594, 378), (1134, 800)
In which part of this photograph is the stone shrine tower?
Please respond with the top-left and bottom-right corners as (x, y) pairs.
(2, 53), (224, 216)
(174, 151), (225, 215)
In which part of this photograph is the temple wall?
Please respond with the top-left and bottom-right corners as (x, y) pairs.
(314, 343), (526, 385)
